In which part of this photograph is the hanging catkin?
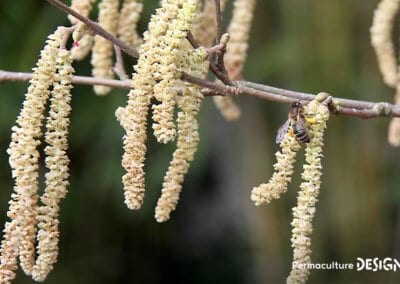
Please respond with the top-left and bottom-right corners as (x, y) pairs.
(0, 28), (63, 283)
(117, 0), (143, 48)
(91, 0), (120, 95)
(31, 49), (74, 282)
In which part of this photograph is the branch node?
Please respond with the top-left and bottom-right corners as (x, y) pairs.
(373, 102), (392, 116)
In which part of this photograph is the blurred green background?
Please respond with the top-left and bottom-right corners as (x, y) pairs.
(1, 0), (400, 283)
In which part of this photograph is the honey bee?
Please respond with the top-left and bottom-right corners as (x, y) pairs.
(275, 101), (310, 144)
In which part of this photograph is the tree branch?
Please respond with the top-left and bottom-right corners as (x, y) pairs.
(46, 0), (139, 58)
(0, 70), (132, 89)
(213, 0), (229, 80)
(181, 73), (400, 118)
(2, 69), (399, 118)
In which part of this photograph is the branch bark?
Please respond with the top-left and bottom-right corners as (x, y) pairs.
(2, 69), (399, 118)
(0, 70), (132, 89)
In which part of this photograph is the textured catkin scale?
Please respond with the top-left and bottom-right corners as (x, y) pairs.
(287, 100), (329, 284)
(0, 28), (63, 283)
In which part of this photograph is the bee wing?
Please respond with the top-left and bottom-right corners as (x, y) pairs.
(275, 119), (290, 144)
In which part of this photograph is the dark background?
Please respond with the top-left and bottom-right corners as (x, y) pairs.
(1, 0), (400, 283)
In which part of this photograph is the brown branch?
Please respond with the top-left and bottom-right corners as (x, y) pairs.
(113, 45), (128, 80)
(46, 0), (139, 58)
(181, 73), (400, 118)
(213, 0), (229, 79)
(186, 31), (200, 49)
(214, 0), (223, 44)
(2, 69), (400, 118)
(0, 70), (132, 89)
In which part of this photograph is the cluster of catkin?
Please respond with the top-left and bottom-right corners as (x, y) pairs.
(0, 0), (259, 281)
(370, 0), (400, 146)
(69, 0), (143, 94)
(251, 93), (330, 284)
(115, 0), (208, 222)
(0, 28), (74, 283)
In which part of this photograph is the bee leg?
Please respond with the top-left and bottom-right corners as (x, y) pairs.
(288, 128), (295, 137)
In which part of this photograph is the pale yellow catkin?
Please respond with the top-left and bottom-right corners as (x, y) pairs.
(91, 0), (120, 95)
(68, 0), (96, 61)
(31, 49), (74, 282)
(155, 91), (202, 222)
(71, 23), (94, 61)
(224, 0), (255, 80)
(154, 45), (208, 222)
(115, 0), (180, 210)
(0, 28), (63, 282)
(151, 0), (201, 144)
(117, 0), (143, 48)
(287, 100), (329, 284)
(370, 0), (400, 88)
(251, 133), (301, 206)
(192, 0), (228, 47)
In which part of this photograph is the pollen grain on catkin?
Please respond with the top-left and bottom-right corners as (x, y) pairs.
(0, 28), (63, 283)
(31, 49), (74, 282)
(91, 0), (120, 95)
(287, 97), (330, 284)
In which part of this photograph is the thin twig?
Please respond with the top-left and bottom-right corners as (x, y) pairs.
(46, 0), (139, 58)
(186, 31), (200, 49)
(214, 0), (223, 47)
(60, 26), (76, 49)
(213, 0), (228, 78)
(0, 70), (132, 89)
(207, 43), (225, 54)
(113, 45), (128, 80)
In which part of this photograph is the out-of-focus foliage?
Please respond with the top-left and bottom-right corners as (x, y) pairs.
(0, 0), (400, 283)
